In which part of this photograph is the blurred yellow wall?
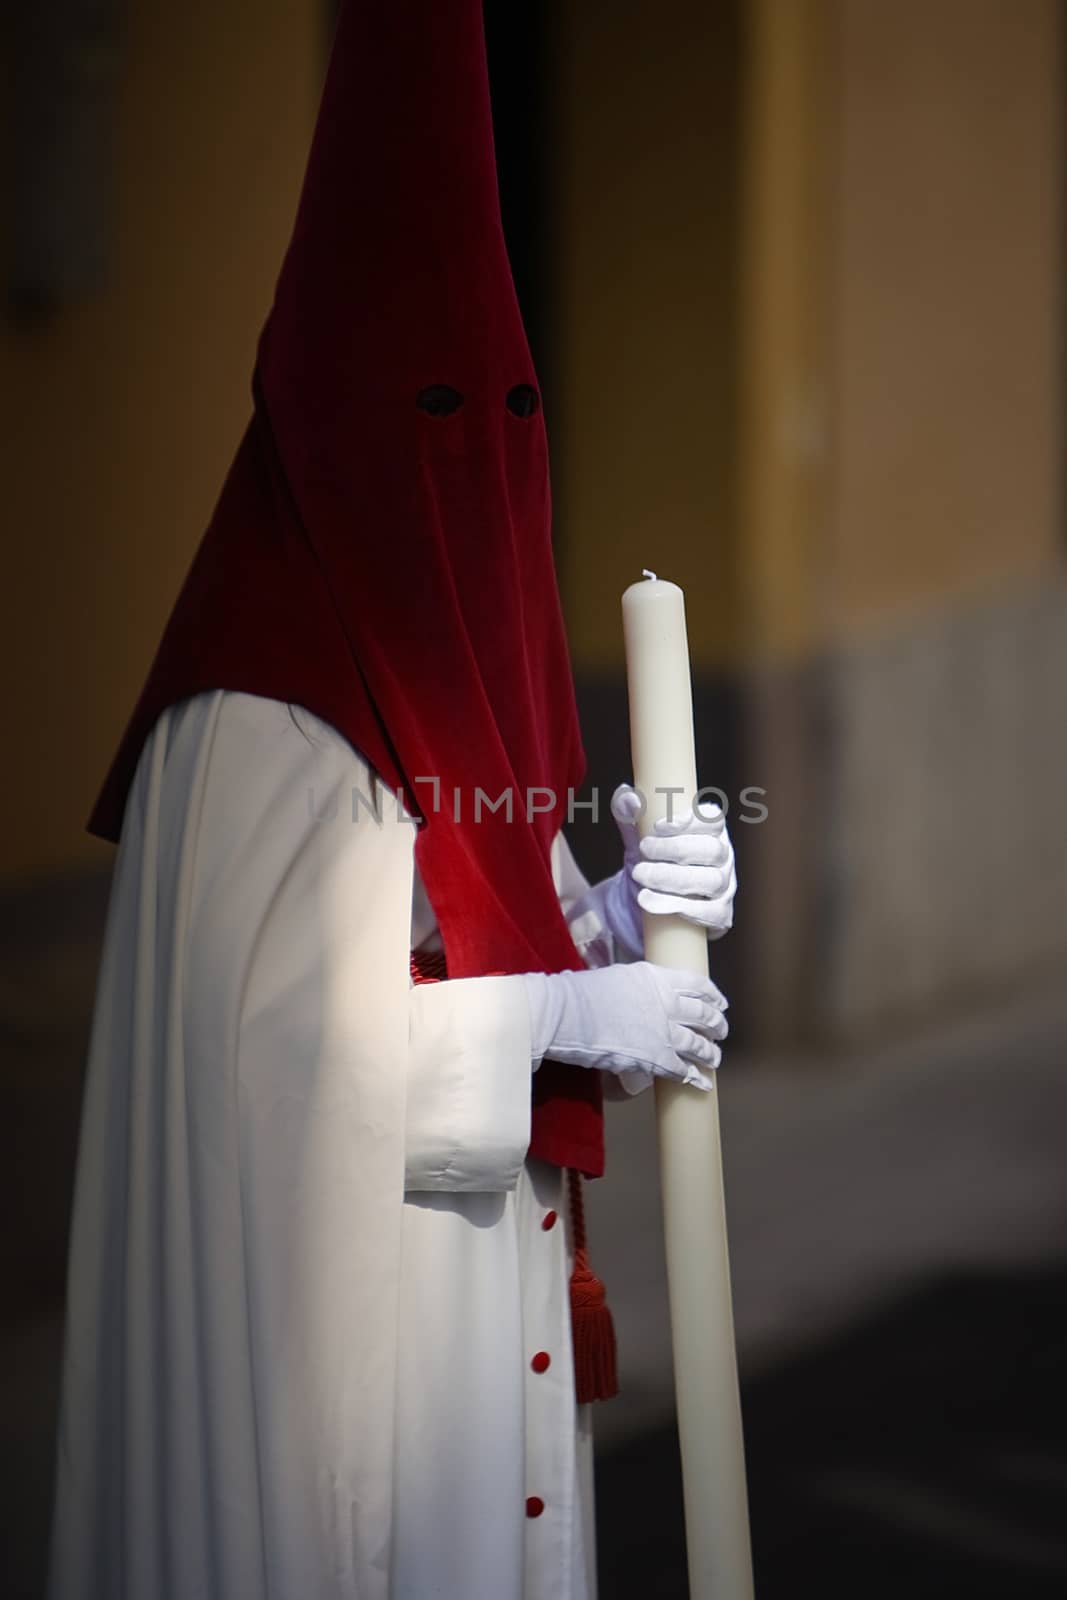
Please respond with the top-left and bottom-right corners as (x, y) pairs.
(828, 0), (1063, 639)
(1, 0), (320, 878)
(4, 0), (1061, 880)
(551, 0), (743, 674)
(552, 0), (1062, 667)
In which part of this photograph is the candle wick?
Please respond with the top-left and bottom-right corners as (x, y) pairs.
(642, 568), (658, 581)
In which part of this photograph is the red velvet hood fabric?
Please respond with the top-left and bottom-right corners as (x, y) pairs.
(88, 0), (603, 1176)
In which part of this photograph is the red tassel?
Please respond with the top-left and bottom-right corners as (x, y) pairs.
(567, 1168), (619, 1403)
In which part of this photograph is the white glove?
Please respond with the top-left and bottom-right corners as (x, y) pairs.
(589, 784), (737, 956)
(522, 961), (728, 1092)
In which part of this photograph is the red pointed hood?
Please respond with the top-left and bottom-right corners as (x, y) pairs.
(89, 0), (601, 1173)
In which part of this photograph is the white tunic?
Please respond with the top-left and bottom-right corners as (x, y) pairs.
(47, 689), (627, 1600)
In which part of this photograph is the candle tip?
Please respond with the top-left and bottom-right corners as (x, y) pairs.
(642, 568), (658, 582)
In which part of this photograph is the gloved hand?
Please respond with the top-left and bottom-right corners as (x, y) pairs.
(591, 784), (737, 957)
(522, 961), (728, 1092)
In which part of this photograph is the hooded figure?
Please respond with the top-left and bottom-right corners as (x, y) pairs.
(47, 4), (736, 1597)
(88, 0), (601, 1176)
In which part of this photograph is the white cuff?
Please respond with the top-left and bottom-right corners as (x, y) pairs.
(602, 1066), (654, 1101)
(405, 975), (532, 1192)
(565, 875), (643, 967)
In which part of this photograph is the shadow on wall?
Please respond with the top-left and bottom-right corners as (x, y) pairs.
(597, 1265), (1067, 1600)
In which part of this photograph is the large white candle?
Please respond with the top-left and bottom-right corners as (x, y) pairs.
(622, 572), (753, 1600)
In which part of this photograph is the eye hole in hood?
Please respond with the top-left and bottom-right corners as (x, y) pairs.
(416, 384), (465, 417)
(506, 384), (540, 418)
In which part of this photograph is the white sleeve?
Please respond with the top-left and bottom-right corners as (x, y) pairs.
(550, 829), (617, 969)
(405, 828), (653, 1144)
(405, 827), (661, 1186)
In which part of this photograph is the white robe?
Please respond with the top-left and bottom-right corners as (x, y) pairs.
(47, 689), (628, 1600)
